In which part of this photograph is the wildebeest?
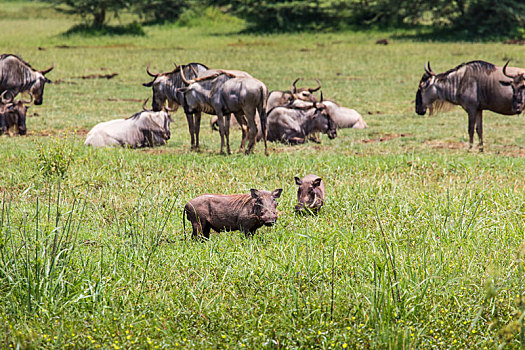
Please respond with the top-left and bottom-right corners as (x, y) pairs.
(184, 188), (283, 239)
(263, 98), (337, 144)
(415, 60), (525, 152)
(0, 54), (53, 105)
(322, 100), (367, 129)
(0, 92), (32, 136)
(294, 174), (325, 213)
(84, 100), (172, 148)
(266, 78), (321, 111)
(177, 68), (268, 155)
(500, 61), (525, 114)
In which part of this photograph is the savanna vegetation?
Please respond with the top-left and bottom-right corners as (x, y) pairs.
(1, 1), (524, 348)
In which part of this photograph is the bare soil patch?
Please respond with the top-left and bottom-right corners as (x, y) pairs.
(360, 133), (410, 143)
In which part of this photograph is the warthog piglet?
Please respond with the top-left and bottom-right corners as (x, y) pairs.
(184, 188), (283, 239)
(294, 174), (325, 213)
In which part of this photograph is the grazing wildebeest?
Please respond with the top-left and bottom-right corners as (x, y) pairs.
(0, 54), (53, 105)
(0, 92), (32, 136)
(184, 188), (283, 239)
(322, 100), (367, 129)
(84, 100), (172, 148)
(177, 68), (268, 155)
(294, 174), (325, 213)
(263, 98), (337, 144)
(500, 61), (525, 114)
(415, 60), (525, 152)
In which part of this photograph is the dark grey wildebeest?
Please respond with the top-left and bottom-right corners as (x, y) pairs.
(0, 54), (53, 105)
(500, 61), (525, 114)
(262, 98), (337, 144)
(415, 60), (525, 152)
(143, 62), (208, 149)
(177, 68), (268, 155)
(84, 100), (172, 148)
(0, 91), (32, 136)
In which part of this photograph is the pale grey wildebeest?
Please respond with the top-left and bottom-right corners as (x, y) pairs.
(322, 100), (367, 129)
(0, 54), (53, 105)
(266, 78), (321, 111)
(500, 61), (525, 114)
(176, 68), (269, 155)
(262, 96), (337, 144)
(84, 100), (172, 148)
(415, 60), (525, 152)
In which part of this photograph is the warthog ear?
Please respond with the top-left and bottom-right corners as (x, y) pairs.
(272, 189), (283, 199)
(294, 177), (302, 186)
(250, 189), (260, 198)
(500, 80), (512, 86)
(143, 81), (154, 87)
(312, 177), (322, 188)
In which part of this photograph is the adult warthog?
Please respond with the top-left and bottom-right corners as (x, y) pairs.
(84, 100), (172, 148)
(176, 68), (268, 155)
(0, 54), (53, 105)
(415, 60), (525, 152)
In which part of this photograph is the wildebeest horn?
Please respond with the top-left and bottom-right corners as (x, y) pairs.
(142, 98), (152, 112)
(173, 62), (178, 69)
(146, 63), (159, 77)
(424, 61), (435, 76)
(1, 91), (13, 104)
(40, 63), (54, 75)
(308, 79), (322, 93)
(20, 92), (33, 105)
(320, 91), (324, 102)
(180, 65), (194, 85)
(292, 78), (301, 93)
(502, 60), (513, 78)
(190, 65), (198, 76)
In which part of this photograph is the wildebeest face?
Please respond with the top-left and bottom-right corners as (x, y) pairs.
(250, 189), (282, 226)
(294, 177), (322, 212)
(416, 72), (437, 115)
(500, 74), (525, 114)
(313, 105), (337, 139)
(30, 75), (49, 105)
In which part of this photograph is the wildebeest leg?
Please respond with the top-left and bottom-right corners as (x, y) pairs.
(224, 113), (232, 155)
(244, 108), (258, 155)
(0, 115), (6, 135)
(185, 112), (196, 149)
(234, 112), (247, 152)
(216, 112), (226, 154)
(467, 111), (476, 150)
(194, 112), (202, 149)
(475, 111), (483, 152)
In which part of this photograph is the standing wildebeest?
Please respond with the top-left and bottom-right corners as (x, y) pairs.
(294, 174), (325, 213)
(322, 100), (367, 129)
(142, 63), (208, 149)
(415, 60), (525, 152)
(177, 68), (269, 155)
(263, 98), (337, 144)
(84, 100), (172, 148)
(500, 61), (525, 114)
(184, 188), (283, 239)
(0, 54), (53, 105)
(0, 92), (32, 135)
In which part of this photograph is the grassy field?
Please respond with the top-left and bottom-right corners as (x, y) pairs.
(1, 1), (524, 348)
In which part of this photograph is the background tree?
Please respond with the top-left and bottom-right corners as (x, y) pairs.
(45, 0), (132, 27)
(134, 0), (190, 23)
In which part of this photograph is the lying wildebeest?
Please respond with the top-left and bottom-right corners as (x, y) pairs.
(0, 54), (53, 105)
(322, 100), (367, 129)
(262, 96), (337, 144)
(177, 68), (268, 155)
(84, 100), (172, 148)
(500, 61), (525, 114)
(294, 175), (325, 213)
(184, 188), (283, 239)
(415, 60), (525, 152)
(266, 78), (321, 111)
(0, 92), (32, 136)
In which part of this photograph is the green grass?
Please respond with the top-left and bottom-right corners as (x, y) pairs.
(0, 1), (524, 348)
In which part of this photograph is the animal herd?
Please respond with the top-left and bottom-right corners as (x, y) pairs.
(1, 53), (524, 238)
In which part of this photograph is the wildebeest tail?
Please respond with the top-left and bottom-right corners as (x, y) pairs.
(258, 85), (269, 155)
